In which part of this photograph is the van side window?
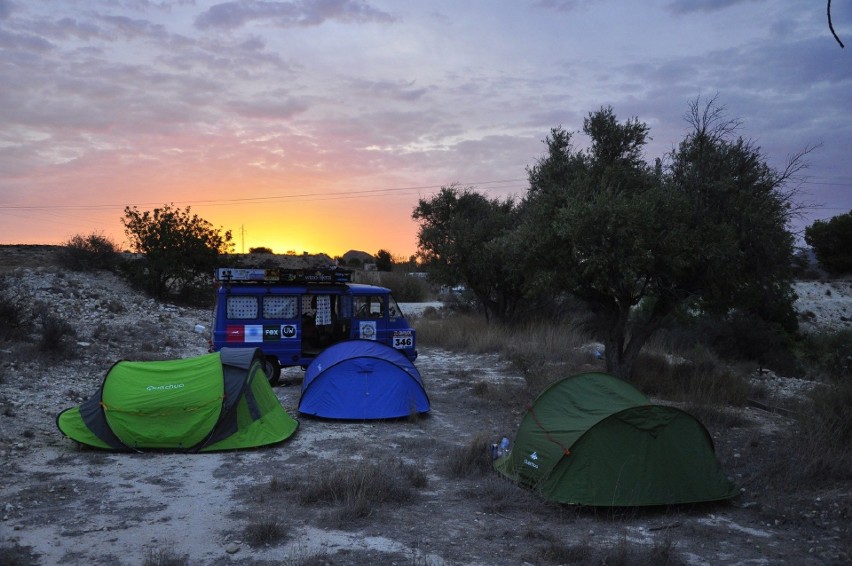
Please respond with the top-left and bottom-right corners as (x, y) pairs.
(354, 296), (384, 318)
(227, 296), (258, 319)
(263, 295), (297, 319)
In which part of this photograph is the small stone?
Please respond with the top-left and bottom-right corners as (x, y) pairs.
(225, 543), (240, 554)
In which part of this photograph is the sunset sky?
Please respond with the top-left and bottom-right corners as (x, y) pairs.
(1, 0), (850, 259)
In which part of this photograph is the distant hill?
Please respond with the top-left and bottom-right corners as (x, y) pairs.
(341, 250), (375, 265)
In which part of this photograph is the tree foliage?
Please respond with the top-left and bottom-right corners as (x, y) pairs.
(375, 249), (394, 272)
(121, 204), (233, 300)
(805, 209), (852, 275)
(60, 232), (120, 271)
(412, 186), (526, 322)
(522, 107), (678, 378)
(668, 97), (801, 331)
(413, 100), (804, 379)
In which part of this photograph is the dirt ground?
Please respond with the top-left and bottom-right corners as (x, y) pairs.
(0, 246), (849, 565)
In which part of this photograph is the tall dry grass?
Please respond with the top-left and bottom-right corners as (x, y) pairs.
(414, 314), (603, 397)
(415, 312), (750, 405)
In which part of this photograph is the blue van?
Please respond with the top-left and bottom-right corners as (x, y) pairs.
(210, 267), (417, 385)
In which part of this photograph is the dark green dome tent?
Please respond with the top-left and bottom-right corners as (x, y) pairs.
(57, 348), (298, 452)
(494, 372), (738, 506)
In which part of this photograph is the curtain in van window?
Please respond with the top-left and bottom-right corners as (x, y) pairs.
(315, 295), (332, 325)
(227, 296), (258, 319)
(264, 296), (296, 319)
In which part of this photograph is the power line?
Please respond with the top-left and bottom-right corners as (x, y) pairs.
(0, 174), (846, 214)
(0, 178), (528, 211)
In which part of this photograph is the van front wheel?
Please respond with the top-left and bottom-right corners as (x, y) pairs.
(263, 356), (281, 387)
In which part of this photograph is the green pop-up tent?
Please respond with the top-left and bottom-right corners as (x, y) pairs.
(494, 372), (738, 506)
(57, 348), (298, 452)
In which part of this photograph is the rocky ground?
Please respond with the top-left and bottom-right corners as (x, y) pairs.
(0, 245), (849, 565)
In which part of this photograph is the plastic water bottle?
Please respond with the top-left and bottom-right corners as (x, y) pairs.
(500, 437), (510, 456)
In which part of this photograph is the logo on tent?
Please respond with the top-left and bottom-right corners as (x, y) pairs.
(523, 451), (540, 469)
(146, 383), (185, 391)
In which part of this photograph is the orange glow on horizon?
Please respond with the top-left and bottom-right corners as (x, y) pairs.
(0, 163), (429, 260)
(196, 193), (421, 260)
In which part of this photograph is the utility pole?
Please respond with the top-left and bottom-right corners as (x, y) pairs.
(240, 225), (245, 253)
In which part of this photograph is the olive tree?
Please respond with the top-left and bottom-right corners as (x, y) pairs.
(122, 204), (233, 300)
(412, 185), (526, 322)
(523, 101), (803, 379)
(523, 108), (676, 378)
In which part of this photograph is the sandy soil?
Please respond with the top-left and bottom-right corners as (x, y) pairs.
(0, 246), (849, 565)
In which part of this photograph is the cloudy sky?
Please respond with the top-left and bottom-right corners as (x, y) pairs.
(1, 0), (849, 258)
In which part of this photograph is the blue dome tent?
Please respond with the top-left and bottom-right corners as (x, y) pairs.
(298, 340), (430, 420)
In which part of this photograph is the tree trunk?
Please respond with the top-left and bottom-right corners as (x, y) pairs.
(605, 296), (675, 380)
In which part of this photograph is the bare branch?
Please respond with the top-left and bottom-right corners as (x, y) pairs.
(775, 143), (823, 225)
(684, 93), (742, 142)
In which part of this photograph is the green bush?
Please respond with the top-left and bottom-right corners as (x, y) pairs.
(691, 311), (797, 376)
(60, 232), (120, 271)
(798, 329), (852, 380)
(0, 276), (29, 341)
(121, 204), (232, 301)
(805, 209), (852, 275)
(37, 310), (77, 356)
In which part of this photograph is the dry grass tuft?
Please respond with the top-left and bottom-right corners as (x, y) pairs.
(443, 433), (494, 478)
(523, 532), (683, 566)
(297, 457), (424, 523)
(243, 514), (289, 546)
(142, 547), (189, 566)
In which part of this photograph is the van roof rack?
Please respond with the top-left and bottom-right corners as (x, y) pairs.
(215, 267), (353, 285)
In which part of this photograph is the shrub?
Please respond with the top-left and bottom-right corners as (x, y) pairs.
(60, 232), (120, 271)
(37, 310), (77, 356)
(0, 277), (30, 341)
(0, 543), (39, 566)
(804, 209), (852, 275)
(121, 204), (232, 301)
(797, 329), (852, 380)
(696, 312), (798, 376)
